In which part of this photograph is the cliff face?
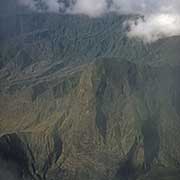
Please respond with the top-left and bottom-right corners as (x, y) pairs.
(1, 4), (180, 180)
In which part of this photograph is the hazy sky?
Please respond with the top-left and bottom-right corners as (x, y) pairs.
(18, 0), (180, 42)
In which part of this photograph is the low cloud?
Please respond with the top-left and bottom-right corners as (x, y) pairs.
(18, 0), (176, 15)
(17, 0), (180, 42)
(127, 14), (180, 43)
(69, 0), (108, 17)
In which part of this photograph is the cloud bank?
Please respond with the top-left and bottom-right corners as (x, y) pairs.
(127, 14), (180, 43)
(17, 0), (180, 42)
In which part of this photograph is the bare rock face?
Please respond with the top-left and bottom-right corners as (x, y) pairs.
(0, 3), (180, 179)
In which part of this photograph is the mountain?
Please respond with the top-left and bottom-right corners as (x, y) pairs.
(1, 2), (180, 180)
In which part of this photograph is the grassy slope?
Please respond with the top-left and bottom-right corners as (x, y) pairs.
(0, 9), (180, 180)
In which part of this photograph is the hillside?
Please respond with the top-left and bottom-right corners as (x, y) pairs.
(1, 3), (180, 180)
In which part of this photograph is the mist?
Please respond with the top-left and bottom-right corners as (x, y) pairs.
(17, 0), (180, 42)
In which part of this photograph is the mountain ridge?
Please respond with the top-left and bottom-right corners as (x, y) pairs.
(0, 6), (180, 180)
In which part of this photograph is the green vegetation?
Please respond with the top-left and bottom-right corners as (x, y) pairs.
(0, 6), (180, 180)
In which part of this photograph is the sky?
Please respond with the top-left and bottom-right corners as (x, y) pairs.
(17, 0), (180, 43)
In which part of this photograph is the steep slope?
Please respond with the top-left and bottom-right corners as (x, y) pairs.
(1, 58), (180, 180)
(1, 4), (180, 180)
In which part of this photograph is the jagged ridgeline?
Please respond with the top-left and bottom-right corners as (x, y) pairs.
(1, 1), (180, 180)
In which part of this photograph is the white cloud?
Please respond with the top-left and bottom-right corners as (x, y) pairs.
(70, 0), (108, 17)
(17, 0), (180, 16)
(127, 14), (180, 43)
